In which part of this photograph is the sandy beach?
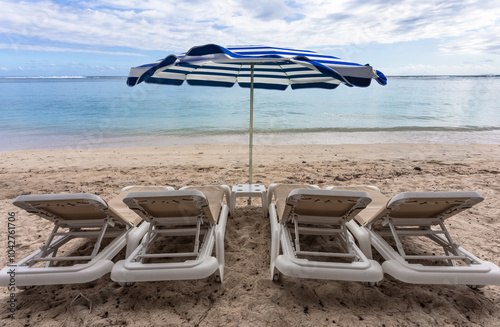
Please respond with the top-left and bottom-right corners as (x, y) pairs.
(1, 143), (500, 326)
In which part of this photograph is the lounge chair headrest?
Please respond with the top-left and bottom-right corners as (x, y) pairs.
(123, 190), (213, 222)
(282, 189), (372, 221)
(13, 193), (127, 224)
(381, 191), (484, 220)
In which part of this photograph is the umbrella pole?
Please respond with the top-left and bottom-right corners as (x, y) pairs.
(248, 63), (254, 205)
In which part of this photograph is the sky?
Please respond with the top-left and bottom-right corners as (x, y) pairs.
(1, 0), (499, 77)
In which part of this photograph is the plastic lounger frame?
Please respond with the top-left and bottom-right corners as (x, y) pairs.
(343, 189), (500, 285)
(268, 183), (383, 282)
(111, 186), (230, 283)
(0, 193), (149, 287)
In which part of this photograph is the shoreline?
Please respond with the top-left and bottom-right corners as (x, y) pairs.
(2, 130), (500, 152)
(1, 143), (499, 171)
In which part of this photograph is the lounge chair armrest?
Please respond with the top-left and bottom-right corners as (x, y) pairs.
(267, 183), (278, 205)
(219, 185), (232, 205)
(215, 204), (229, 282)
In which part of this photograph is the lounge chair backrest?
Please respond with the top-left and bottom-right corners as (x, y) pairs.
(273, 184), (319, 221)
(328, 187), (485, 225)
(374, 191), (484, 221)
(13, 193), (129, 225)
(280, 189), (372, 222)
(181, 186), (226, 223)
(327, 186), (390, 225)
(108, 186), (173, 226)
(123, 190), (214, 223)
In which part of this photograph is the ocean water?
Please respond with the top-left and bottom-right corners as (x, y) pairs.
(1, 76), (500, 151)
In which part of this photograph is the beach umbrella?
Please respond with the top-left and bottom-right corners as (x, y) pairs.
(127, 44), (387, 185)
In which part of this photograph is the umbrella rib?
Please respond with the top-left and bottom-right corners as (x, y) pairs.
(277, 61), (293, 85)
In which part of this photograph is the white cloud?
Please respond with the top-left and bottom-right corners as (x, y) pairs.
(440, 23), (500, 55)
(0, 0), (499, 55)
(384, 63), (500, 76)
(0, 43), (145, 56)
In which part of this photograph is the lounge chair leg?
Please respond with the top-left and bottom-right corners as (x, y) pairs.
(437, 221), (471, 265)
(214, 259), (224, 283)
(387, 218), (409, 259)
(272, 270), (280, 282)
(118, 282), (135, 287)
(45, 247), (59, 268)
(140, 221), (157, 263)
(363, 281), (380, 287)
(39, 221), (61, 259)
(89, 219), (111, 258)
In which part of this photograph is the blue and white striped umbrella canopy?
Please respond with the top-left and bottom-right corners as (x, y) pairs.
(127, 44), (387, 186)
(127, 44), (387, 89)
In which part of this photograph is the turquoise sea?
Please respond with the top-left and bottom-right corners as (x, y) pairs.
(1, 76), (500, 151)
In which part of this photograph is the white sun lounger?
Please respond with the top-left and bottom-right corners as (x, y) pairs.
(0, 186), (171, 288)
(111, 185), (230, 283)
(327, 185), (500, 286)
(268, 184), (383, 282)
